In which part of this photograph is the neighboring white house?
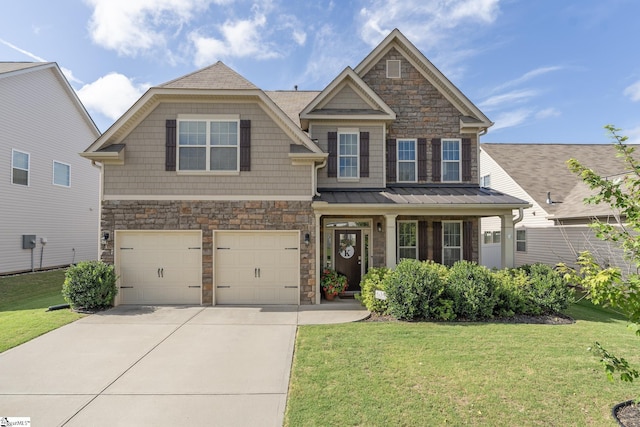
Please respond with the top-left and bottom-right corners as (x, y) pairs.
(0, 62), (100, 274)
(479, 143), (633, 274)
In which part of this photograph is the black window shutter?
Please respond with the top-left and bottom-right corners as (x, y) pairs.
(386, 139), (396, 183)
(462, 138), (471, 182)
(418, 220), (428, 261)
(418, 138), (427, 181)
(433, 221), (442, 264)
(165, 119), (177, 171)
(327, 132), (337, 177)
(463, 221), (473, 261)
(240, 120), (251, 171)
(431, 138), (441, 182)
(360, 132), (369, 177)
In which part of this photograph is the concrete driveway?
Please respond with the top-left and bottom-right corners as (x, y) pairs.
(0, 303), (368, 426)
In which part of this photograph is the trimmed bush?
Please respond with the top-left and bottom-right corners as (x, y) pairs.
(524, 263), (573, 314)
(386, 259), (447, 320)
(62, 261), (118, 310)
(492, 268), (530, 317)
(357, 267), (391, 314)
(447, 261), (498, 321)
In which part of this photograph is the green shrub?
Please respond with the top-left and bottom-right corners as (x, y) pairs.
(447, 261), (498, 321)
(386, 259), (447, 321)
(524, 263), (574, 314)
(357, 267), (391, 314)
(62, 261), (118, 310)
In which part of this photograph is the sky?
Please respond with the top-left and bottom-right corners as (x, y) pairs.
(1, 0), (639, 144)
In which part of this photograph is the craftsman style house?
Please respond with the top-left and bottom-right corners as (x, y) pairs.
(82, 29), (528, 305)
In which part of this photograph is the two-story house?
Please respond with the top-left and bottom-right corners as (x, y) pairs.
(1, 62), (100, 274)
(81, 29), (528, 306)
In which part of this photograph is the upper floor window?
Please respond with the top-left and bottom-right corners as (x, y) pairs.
(178, 115), (239, 172)
(397, 139), (417, 182)
(397, 221), (418, 260)
(442, 139), (461, 182)
(53, 161), (70, 187)
(12, 149), (29, 186)
(443, 221), (462, 266)
(480, 174), (491, 188)
(338, 130), (359, 179)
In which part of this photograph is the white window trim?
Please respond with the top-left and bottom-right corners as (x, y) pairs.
(442, 138), (461, 182)
(397, 138), (417, 183)
(397, 220), (418, 260)
(337, 128), (359, 180)
(52, 160), (71, 188)
(480, 174), (491, 188)
(176, 114), (240, 174)
(516, 229), (527, 252)
(442, 220), (462, 266)
(386, 60), (401, 78)
(11, 149), (30, 186)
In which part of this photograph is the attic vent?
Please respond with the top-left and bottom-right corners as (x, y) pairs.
(386, 60), (401, 78)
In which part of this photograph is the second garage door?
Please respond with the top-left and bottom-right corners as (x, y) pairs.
(214, 231), (299, 305)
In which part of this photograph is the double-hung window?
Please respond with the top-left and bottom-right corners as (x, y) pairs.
(397, 139), (417, 182)
(53, 161), (70, 187)
(397, 221), (418, 260)
(516, 229), (526, 252)
(178, 115), (239, 172)
(442, 139), (461, 182)
(338, 130), (359, 179)
(12, 149), (30, 186)
(443, 221), (462, 266)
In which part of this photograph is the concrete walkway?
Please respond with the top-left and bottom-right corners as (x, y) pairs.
(0, 302), (369, 426)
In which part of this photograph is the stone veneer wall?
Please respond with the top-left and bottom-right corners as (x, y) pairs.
(100, 200), (316, 304)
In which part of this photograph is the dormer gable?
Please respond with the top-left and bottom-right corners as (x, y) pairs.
(300, 67), (396, 130)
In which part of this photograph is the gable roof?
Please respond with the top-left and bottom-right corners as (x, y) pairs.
(299, 67), (396, 129)
(159, 61), (258, 90)
(481, 143), (627, 219)
(354, 29), (492, 132)
(0, 62), (50, 75)
(266, 90), (320, 127)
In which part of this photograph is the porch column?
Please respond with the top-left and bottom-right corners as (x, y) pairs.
(500, 214), (515, 268)
(315, 213), (322, 305)
(385, 214), (398, 268)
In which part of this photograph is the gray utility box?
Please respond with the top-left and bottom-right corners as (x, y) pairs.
(22, 234), (36, 249)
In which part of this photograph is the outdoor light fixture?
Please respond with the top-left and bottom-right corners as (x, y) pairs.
(102, 231), (110, 241)
(377, 222), (382, 232)
(304, 233), (310, 245)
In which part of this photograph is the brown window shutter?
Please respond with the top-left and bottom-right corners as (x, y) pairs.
(386, 139), (396, 183)
(418, 220), (428, 261)
(240, 120), (251, 171)
(433, 221), (442, 264)
(462, 138), (471, 182)
(431, 138), (441, 182)
(360, 132), (369, 177)
(327, 132), (337, 177)
(463, 221), (473, 261)
(165, 119), (176, 171)
(418, 138), (427, 181)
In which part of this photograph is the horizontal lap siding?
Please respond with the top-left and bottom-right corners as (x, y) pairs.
(0, 67), (99, 273)
(103, 103), (311, 197)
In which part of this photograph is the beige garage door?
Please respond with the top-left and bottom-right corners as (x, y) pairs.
(215, 231), (299, 305)
(116, 231), (202, 305)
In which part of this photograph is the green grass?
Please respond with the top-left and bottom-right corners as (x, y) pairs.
(285, 300), (640, 426)
(0, 270), (84, 353)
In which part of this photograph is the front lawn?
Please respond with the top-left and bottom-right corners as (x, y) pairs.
(0, 270), (84, 353)
(285, 301), (640, 426)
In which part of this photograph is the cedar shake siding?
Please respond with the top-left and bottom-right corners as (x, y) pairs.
(103, 102), (312, 197)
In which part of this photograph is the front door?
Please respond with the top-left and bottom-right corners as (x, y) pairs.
(334, 230), (361, 292)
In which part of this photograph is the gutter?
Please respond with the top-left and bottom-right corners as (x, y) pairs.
(513, 207), (524, 225)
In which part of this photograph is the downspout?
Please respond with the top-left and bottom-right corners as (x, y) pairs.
(314, 159), (327, 197)
(91, 160), (104, 259)
(513, 207), (524, 225)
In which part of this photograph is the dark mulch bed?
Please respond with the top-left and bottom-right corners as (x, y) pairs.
(363, 312), (575, 325)
(614, 401), (640, 427)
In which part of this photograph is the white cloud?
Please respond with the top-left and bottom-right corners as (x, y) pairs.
(85, 0), (217, 57)
(0, 37), (46, 61)
(535, 108), (561, 119)
(623, 80), (640, 102)
(491, 66), (564, 93)
(479, 90), (538, 110)
(77, 73), (150, 120)
(490, 109), (531, 132)
(626, 125), (640, 144)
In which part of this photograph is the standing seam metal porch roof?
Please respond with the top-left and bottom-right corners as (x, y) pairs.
(315, 186), (530, 206)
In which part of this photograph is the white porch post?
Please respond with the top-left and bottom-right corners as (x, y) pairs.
(500, 214), (515, 268)
(315, 213), (322, 305)
(385, 214), (398, 268)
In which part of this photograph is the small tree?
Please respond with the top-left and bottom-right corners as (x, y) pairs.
(560, 125), (640, 385)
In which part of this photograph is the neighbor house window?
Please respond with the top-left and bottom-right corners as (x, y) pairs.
(442, 139), (461, 182)
(12, 149), (30, 186)
(480, 174), (491, 188)
(397, 139), (417, 182)
(443, 221), (462, 266)
(398, 221), (418, 260)
(178, 116), (239, 172)
(516, 229), (526, 252)
(483, 231), (492, 244)
(492, 231), (501, 243)
(338, 130), (359, 179)
(53, 161), (70, 187)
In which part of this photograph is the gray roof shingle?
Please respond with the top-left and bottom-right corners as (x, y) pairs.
(158, 61), (258, 90)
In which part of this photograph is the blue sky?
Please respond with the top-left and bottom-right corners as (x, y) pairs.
(1, 0), (639, 144)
